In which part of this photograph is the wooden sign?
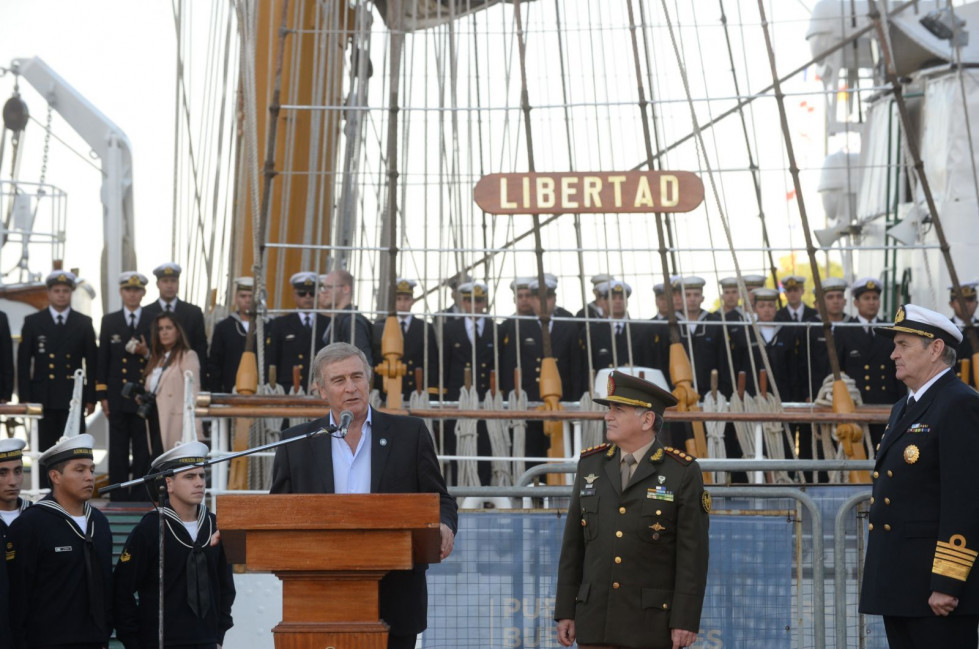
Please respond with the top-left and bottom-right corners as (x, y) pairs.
(474, 171), (704, 215)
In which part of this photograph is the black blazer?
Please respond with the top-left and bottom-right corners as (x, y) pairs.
(207, 315), (264, 393)
(269, 408), (458, 635)
(96, 310), (153, 412)
(372, 316), (439, 400)
(860, 370), (979, 616)
(0, 310), (13, 401)
(17, 309), (97, 407)
(144, 299), (208, 368)
(500, 317), (582, 400)
(835, 317), (902, 405)
(441, 317), (497, 400)
(266, 313), (328, 391)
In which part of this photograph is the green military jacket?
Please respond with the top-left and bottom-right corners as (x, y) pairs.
(555, 439), (710, 649)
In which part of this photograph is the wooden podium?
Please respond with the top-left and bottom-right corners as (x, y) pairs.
(217, 494), (441, 649)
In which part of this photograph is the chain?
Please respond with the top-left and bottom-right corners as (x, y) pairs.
(37, 103), (53, 188)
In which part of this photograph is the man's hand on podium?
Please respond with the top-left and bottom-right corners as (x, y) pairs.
(439, 523), (455, 560)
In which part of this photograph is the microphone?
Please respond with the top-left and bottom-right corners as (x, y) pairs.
(337, 410), (353, 438)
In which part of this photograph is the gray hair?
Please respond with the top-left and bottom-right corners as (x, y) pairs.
(922, 337), (957, 368)
(312, 342), (372, 386)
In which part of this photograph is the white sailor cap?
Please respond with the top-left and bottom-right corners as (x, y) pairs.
(751, 287), (780, 302)
(234, 277), (254, 292)
(948, 282), (978, 300)
(679, 276), (706, 290)
(290, 271), (318, 288)
(45, 270), (77, 289)
(719, 277), (739, 289)
(528, 276), (558, 293)
(151, 441), (210, 472)
(38, 433), (95, 468)
(0, 438), (26, 462)
(781, 275), (806, 290)
(742, 274), (767, 288)
(153, 262), (182, 279)
(817, 277), (848, 294)
(590, 273), (614, 286)
(458, 281), (488, 299)
(510, 277), (532, 291)
(606, 280), (632, 297)
(119, 271), (149, 289)
(395, 278), (417, 295)
(653, 283), (666, 296)
(877, 304), (963, 345)
(851, 277), (882, 297)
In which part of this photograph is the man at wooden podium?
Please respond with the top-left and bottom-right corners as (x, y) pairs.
(270, 342), (458, 649)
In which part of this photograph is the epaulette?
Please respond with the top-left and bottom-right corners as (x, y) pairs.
(664, 446), (695, 466)
(580, 443), (611, 458)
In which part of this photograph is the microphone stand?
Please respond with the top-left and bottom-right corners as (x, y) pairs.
(101, 421), (344, 648)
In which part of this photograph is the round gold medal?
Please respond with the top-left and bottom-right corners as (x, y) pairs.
(903, 444), (920, 464)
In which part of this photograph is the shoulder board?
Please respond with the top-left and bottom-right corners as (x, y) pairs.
(580, 443), (611, 458)
(663, 446), (695, 466)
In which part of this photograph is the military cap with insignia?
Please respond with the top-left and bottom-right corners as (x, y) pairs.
(45, 269), (77, 289)
(590, 273), (614, 286)
(876, 304), (963, 346)
(594, 370), (678, 417)
(234, 276), (254, 292)
(395, 277), (418, 295)
(751, 287), (780, 302)
(817, 277), (848, 294)
(290, 271), (318, 288)
(509, 277), (532, 291)
(606, 279), (632, 297)
(119, 271), (149, 289)
(742, 274), (767, 289)
(457, 281), (488, 299)
(0, 437), (26, 462)
(948, 281), (978, 301)
(851, 276), (883, 297)
(152, 262), (183, 279)
(781, 275), (805, 290)
(528, 275), (558, 293)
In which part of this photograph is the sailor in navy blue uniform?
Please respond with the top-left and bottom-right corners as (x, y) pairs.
(575, 273), (613, 328)
(17, 270), (97, 459)
(96, 271), (153, 501)
(555, 371), (709, 649)
(142, 262), (208, 372)
(580, 280), (646, 371)
(6, 432), (113, 649)
(948, 281), (979, 387)
(834, 277), (902, 446)
(372, 278), (439, 400)
(114, 441), (236, 649)
(207, 276), (256, 393)
(0, 438), (28, 649)
(267, 272), (327, 391)
(860, 304), (979, 649)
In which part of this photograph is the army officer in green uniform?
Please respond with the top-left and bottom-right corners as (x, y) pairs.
(555, 370), (709, 649)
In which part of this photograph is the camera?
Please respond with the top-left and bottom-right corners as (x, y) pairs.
(121, 381), (157, 420)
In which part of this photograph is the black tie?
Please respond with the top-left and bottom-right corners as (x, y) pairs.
(792, 312), (799, 322)
(129, 313), (137, 335)
(305, 315), (312, 329)
(165, 303), (172, 313)
(401, 319), (408, 336)
(56, 314), (64, 326)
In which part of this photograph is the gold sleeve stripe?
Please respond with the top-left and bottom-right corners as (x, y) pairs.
(935, 547), (978, 563)
(937, 539), (978, 558)
(933, 557), (972, 581)
(933, 535), (976, 582)
(934, 550), (974, 567)
(95, 383), (108, 391)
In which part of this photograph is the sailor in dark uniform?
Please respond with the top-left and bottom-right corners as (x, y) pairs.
(798, 277), (849, 402)
(207, 276), (256, 393)
(834, 277), (902, 446)
(775, 275), (818, 325)
(6, 432), (113, 649)
(319, 269), (374, 365)
(0, 438), (29, 649)
(442, 271), (473, 320)
(143, 262), (208, 371)
(948, 281), (978, 387)
(96, 271), (153, 501)
(500, 276), (583, 459)
(441, 281), (497, 485)
(729, 288), (797, 399)
(575, 273), (613, 327)
(372, 278), (439, 400)
(860, 304), (979, 649)
(113, 441), (236, 649)
(17, 270), (97, 459)
(555, 371), (709, 649)
(580, 280), (646, 372)
(540, 273), (575, 320)
(267, 272), (327, 391)
(675, 276), (726, 397)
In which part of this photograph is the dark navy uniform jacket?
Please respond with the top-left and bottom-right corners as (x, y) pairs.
(580, 320), (647, 373)
(555, 441), (709, 648)
(6, 496), (113, 648)
(860, 370), (979, 617)
(17, 309), (97, 408)
(96, 309), (152, 412)
(323, 305), (374, 366)
(834, 317), (902, 405)
(267, 313), (327, 391)
(207, 314), (259, 393)
(441, 316), (497, 400)
(372, 316), (439, 400)
(728, 322), (797, 400)
(114, 507), (235, 648)
(500, 317), (583, 400)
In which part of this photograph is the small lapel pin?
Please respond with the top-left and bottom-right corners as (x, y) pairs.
(380, 438), (388, 447)
(658, 475), (666, 484)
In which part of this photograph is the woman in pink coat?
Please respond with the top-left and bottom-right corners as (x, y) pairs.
(143, 313), (202, 455)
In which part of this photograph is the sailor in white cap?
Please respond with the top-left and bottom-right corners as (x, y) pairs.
(861, 304), (979, 648)
(729, 287), (796, 399)
(776, 275), (816, 324)
(144, 262), (208, 365)
(716, 277), (743, 317)
(582, 280), (646, 371)
(372, 278), (438, 400)
(509, 277), (535, 317)
(576, 273), (614, 323)
(17, 268), (97, 481)
(6, 425), (112, 647)
(267, 271), (327, 391)
(834, 277), (902, 446)
(0, 438), (29, 539)
(798, 277), (850, 406)
(207, 276), (256, 393)
(95, 271), (154, 501)
(673, 275), (724, 398)
(114, 437), (236, 648)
